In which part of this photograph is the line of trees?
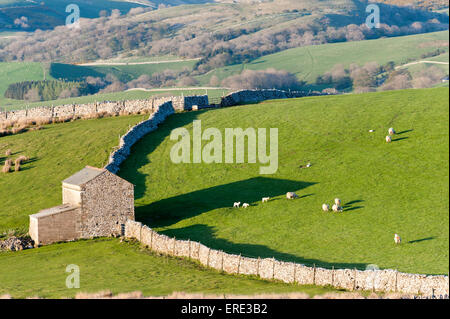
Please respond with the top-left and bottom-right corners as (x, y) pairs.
(317, 60), (448, 93)
(4, 80), (95, 101)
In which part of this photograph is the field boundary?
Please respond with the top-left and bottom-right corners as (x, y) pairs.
(125, 220), (449, 297)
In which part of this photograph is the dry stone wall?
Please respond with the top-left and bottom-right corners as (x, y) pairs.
(0, 95), (209, 122)
(220, 89), (323, 107)
(125, 220), (449, 297)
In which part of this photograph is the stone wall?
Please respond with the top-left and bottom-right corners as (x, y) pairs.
(125, 220), (449, 297)
(104, 101), (175, 174)
(79, 170), (134, 238)
(0, 95), (209, 122)
(220, 89), (323, 107)
(29, 205), (82, 245)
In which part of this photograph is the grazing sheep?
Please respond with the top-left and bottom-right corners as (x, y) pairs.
(388, 128), (396, 136)
(5, 149), (11, 156)
(242, 203), (250, 208)
(2, 160), (11, 173)
(386, 136), (392, 143)
(334, 198), (341, 206)
(262, 197), (270, 203)
(15, 155), (29, 166)
(394, 234), (401, 244)
(286, 192), (299, 199)
(233, 202), (241, 208)
(322, 204), (330, 212)
(332, 204), (343, 212)
(369, 129), (374, 133)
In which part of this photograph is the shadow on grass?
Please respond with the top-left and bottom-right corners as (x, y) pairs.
(136, 177), (316, 228)
(119, 109), (209, 199)
(161, 224), (369, 270)
(396, 129), (413, 135)
(119, 108), (317, 229)
(392, 137), (409, 142)
(342, 199), (364, 212)
(408, 237), (435, 244)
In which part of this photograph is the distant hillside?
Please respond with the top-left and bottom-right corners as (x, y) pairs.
(0, 0), (447, 65)
(371, 0), (449, 11)
(0, 0), (214, 31)
(195, 30), (449, 88)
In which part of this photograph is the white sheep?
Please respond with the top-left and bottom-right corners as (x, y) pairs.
(332, 204), (343, 212)
(233, 202), (241, 208)
(262, 197), (270, 203)
(322, 204), (330, 212)
(286, 192), (299, 199)
(394, 234), (401, 244)
(386, 136), (392, 143)
(388, 128), (396, 136)
(334, 198), (341, 206)
(242, 203), (250, 208)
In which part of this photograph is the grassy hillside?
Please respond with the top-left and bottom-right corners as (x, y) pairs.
(50, 60), (198, 82)
(0, 114), (149, 233)
(0, 59), (228, 110)
(0, 62), (51, 108)
(196, 31), (449, 87)
(0, 238), (340, 298)
(0, 112), (339, 299)
(118, 87), (449, 275)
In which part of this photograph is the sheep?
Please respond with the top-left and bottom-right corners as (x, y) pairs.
(334, 198), (341, 206)
(286, 192), (299, 199)
(5, 149), (11, 156)
(233, 202), (241, 208)
(322, 204), (330, 212)
(386, 136), (392, 143)
(15, 155), (29, 166)
(262, 197), (270, 203)
(242, 203), (250, 208)
(394, 234), (401, 244)
(2, 160), (12, 173)
(332, 204), (343, 212)
(388, 128), (396, 136)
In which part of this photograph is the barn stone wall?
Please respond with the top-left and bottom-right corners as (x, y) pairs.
(79, 171), (134, 238)
(124, 220), (449, 297)
(29, 205), (82, 245)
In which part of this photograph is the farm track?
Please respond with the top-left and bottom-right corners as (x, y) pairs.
(395, 60), (449, 69)
(78, 58), (201, 66)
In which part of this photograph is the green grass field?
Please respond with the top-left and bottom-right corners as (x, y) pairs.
(0, 237), (340, 298)
(0, 111), (340, 299)
(0, 114), (148, 233)
(50, 60), (198, 82)
(0, 59), (225, 110)
(195, 31), (449, 87)
(117, 87), (449, 275)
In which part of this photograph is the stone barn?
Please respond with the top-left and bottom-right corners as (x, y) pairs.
(29, 166), (134, 245)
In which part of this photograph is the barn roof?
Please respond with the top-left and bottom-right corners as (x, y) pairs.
(62, 166), (106, 188)
(30, 204), (79, 219)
